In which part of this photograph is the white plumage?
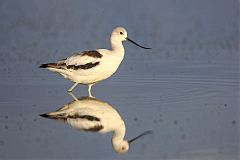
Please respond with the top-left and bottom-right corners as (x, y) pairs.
(40, 93), (152, 154)
(40, 27), (151, 96)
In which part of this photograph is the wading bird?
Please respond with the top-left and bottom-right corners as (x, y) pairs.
(40, 27), (151, 97)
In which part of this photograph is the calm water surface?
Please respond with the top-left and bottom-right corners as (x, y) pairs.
(0, 0), (238, 159)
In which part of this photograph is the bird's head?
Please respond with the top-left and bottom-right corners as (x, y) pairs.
(112, 140), (129, 154)
(112, 130), (152, 154)
(111, 27), (151, 49)
(111, 27), (128, 42)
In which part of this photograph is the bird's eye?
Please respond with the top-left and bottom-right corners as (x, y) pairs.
(122, 147), (125, 150)
(120, 32), (123, 35)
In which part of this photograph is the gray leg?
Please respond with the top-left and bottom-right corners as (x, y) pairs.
(88, 84), (94, 97)
(68, 92), (79, 101)
(67, 82), (78, 92)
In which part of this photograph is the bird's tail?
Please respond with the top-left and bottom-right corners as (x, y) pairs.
(40, 110), (67, 121)
(39, 63), (58, 68)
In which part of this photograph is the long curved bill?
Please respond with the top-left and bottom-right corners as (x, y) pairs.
(128, 130), (153, 144)
(126, 37), (151, 49)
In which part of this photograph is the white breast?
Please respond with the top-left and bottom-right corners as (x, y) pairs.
(70, 49), (124, 84)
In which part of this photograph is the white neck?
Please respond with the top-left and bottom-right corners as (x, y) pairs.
(110, 36), (125, 55)
(112, 123), (126, 144)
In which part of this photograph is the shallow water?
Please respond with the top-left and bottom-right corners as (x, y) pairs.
(0, 0), (239, 159)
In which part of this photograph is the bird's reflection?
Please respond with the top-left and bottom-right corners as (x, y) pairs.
(40, 93), (152, 154)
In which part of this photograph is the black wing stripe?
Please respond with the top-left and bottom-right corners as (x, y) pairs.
(66, 62), (100, 70)
(81, 50), (102, 58)
(83, 125), (103, 132)
(68, 114), (100, 121)
(41, 62), (100, 70)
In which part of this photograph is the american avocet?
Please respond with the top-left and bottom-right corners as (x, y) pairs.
(40, 27), (151, 97)
(40, 93), (152, 154)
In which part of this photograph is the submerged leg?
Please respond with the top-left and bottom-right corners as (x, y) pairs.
(88, 84), (94, 97)
(67, 82), (78, 92)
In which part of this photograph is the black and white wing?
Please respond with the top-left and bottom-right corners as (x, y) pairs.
(40, 50), (102, 70)
(67, 114), (103, 132)
(40, 111), (103, 132)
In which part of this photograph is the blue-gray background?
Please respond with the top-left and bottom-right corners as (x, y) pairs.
(0, 0), (239, 159)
